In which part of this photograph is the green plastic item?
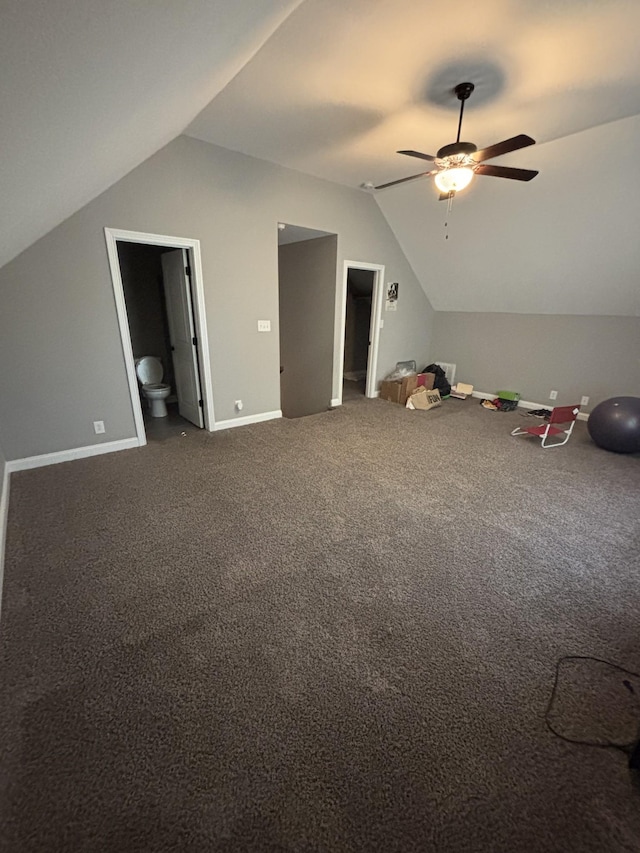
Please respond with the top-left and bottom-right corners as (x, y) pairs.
(497, 390), (520, 402)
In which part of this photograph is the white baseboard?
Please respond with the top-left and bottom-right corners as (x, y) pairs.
(332, 390), (380, 406)
(213, 410), (282, 432)
(0, 465), (10, 622)
(471, 391), (589, 420)
(6, 436), (141, 473)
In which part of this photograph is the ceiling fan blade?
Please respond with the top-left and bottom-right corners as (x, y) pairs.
(374, 169), (437, 190)
(473, 134), (536, 164)
(397, 149), (437, 162)
(474, 164), (538, 181)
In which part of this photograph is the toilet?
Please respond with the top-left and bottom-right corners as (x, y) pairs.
(135, 356), (171, 418)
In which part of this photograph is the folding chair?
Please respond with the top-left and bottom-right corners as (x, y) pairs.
(511, 404), (581, 448)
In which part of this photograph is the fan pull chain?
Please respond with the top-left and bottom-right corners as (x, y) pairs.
(444, 192), (454, 239)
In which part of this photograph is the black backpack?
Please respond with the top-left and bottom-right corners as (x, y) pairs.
(423, 363), (451, 397)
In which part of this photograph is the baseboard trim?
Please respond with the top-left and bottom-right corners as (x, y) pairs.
(0, 465), (10, 621)
(213, 410), (282, 432)
(471, 391), (589, 420)
(332, 390), (380, 407)
(6, 437), (141, 473)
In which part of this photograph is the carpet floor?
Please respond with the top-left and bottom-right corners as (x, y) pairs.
(1, 397), (639, 852)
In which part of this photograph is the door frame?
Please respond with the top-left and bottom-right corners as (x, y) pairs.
(104, 228), (215, 445)
(334, 260), (385, 405)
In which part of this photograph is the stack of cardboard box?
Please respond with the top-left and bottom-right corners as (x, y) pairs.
(379, 372), (435, 405)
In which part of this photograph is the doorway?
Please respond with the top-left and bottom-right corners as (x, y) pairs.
(342, 269), (374, 401)
(278, 224), (337, 419)
(336, 261), (385, 404)
(104, 228), (215, 446)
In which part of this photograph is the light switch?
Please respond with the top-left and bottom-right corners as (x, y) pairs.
(257, 320), (271, 332)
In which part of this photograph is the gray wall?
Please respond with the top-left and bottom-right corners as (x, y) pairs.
(279, 235), (337, 418)
(0, 437), (5, 491)
(430, 313), (640, 411)
(0, 135), (434, 460)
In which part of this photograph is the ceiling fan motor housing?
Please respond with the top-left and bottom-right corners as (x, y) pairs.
(436, 141), (477, 160)
(454, 82), (475, 100)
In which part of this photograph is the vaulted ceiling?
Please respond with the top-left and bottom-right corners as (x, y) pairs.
(0, 0), (302, 269)
(188, 0), (640, 187)
(4, 0), (640, 314)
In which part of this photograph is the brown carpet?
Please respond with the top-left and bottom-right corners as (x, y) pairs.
(1, 397), (639, 852)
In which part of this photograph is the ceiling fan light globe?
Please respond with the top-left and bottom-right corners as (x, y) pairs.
(435, 167), (474, 194)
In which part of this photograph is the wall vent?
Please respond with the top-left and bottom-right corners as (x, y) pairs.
(435, 361), (456, 386)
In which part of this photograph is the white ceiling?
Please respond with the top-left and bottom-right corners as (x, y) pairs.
(0, 0), (302, 269)
(187, 0), (640, 189)
(5, 0), (640, 314)
(185, 0), (640, 315)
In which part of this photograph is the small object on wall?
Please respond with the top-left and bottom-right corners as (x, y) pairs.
(385, 281), (398, 311)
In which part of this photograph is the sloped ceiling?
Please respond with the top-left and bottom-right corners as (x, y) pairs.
(5, 0), (640, 315)
(187, 0), (640, 315)
(0, 0), (302, 269)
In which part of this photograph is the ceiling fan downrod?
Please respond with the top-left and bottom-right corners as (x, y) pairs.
(436, 83), (478, 160)
(454, 82), (474, 144)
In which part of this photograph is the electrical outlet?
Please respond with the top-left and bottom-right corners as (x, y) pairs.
(235, 400), (243, 412)
(257, 320), (271, 332)
(93, 420), (105, 434)
(549, 390), (558, 400)
(581, 396), (589, 407)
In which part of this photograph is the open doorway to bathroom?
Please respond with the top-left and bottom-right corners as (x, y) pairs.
(104, 229), (215, 446)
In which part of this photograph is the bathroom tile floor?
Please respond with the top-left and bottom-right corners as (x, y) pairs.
(143, 402), (200, 443)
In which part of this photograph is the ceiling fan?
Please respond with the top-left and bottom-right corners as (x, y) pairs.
(375, 82), (538, 198)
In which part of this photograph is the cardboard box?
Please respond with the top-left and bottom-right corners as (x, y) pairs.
(379, 375), (415, 404)
(379, 372), (435, 405)
(407, 387), (442, 411)
(416, 372), (435, 390)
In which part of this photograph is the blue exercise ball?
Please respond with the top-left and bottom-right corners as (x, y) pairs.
(587, 396), (640, 454)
